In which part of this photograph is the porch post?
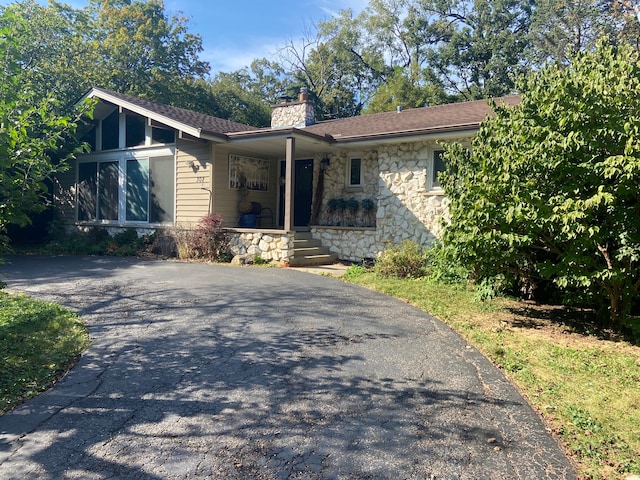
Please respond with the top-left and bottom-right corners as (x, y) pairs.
(284, 136), (295, 231)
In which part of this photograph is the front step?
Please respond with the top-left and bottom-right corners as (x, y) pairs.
(289, 232), (338, 267)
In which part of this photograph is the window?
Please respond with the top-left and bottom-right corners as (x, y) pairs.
(431, 150), (446, 190)
(152, 126), (176, 145)
(348, 157), (362, 187)
(126, 156), (175, 223)
(78, 152), (175, 224)
(93, 106), (176, 151)
(101, 110), (120, 151)
(78, 161), (119, 221)
(125, 113), (146, 148)
(78, 120), (97, 152)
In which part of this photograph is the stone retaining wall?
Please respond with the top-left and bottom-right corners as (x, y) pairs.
(311, 227), (382, 262)
(228, 230), (294, 263)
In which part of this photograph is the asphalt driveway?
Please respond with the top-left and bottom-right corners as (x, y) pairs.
(0, 256), (576, 479)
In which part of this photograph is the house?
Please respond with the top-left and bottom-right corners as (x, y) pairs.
(53, 87), (519, 265)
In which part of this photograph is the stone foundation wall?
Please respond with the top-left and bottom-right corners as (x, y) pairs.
(228, 230), (294, 263)
(311, 227), (382, 262)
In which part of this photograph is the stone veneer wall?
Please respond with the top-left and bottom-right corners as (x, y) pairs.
(311, 227), (381, 262)
(228, 230), (294, 263)
(317, 151), (379, 226)
(309, 139), (463, 262)
(376, 140), (449, 247)
(271, 101), (314, 129)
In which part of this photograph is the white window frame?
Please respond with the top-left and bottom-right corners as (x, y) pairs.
(346, 155), (363, 188)
(76, 146), (176, 226)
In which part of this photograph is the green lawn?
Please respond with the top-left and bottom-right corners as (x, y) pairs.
(344, 271), (640, 480)
(0, 292), (90, 414)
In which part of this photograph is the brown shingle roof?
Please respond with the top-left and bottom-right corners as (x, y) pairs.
(303, 96), (520, 141)
(87, 88), (519, 143)
(88, 87), (255, 136)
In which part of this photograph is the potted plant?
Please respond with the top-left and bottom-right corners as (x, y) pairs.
(345, 198), (359, 226)
(361, 198), (375, 227)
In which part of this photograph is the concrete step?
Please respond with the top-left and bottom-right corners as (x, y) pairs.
(289, 231), (337, 267)
(293, 246), (332, 256)
(293, 238), (322, 248)
(288, 252), (339, 267)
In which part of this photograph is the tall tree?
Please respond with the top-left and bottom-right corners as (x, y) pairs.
(0, 8), (90, 253)
(441, 41), (640, 324)
(87, 0), (210, 107)
(528, 0), (618, 66)
(424, 0), (533, 100)
(207, 59), (288, 127)
(278, 10), (388, 118)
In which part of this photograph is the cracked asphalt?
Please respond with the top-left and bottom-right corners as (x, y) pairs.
(0, 256), (576, 479)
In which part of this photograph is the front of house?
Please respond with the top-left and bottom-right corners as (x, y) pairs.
(53, 87), (518, 264)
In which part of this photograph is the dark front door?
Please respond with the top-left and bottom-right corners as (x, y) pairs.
(279, 159), (314, 228)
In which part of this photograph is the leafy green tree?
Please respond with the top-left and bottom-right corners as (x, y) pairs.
(424, 0), (533, 100)
(0, 0), (97, 113)
(86, 0), (210, 107)
(441, 41), (640, 324)
(0, 9), (90, 253)
(527, 0), (618, 66)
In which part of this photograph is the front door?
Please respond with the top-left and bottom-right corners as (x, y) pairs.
(279, 159), (314, 229)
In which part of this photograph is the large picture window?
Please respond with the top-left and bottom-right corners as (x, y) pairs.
(126, 156), (175, 223)
(77, 161), (119, 221)
(78, 152), (175, 224)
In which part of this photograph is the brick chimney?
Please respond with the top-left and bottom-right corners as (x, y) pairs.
(271, 87), (315, 129)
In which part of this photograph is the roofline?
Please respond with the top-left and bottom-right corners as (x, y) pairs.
(225, 126), (334, 144)
(329, 125), (480, 149)
(328, 123), (481, 143)
(84, 87), (229, 142)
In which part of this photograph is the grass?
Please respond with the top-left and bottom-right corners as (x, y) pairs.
(0, 292), (90, 414)
(344, 270), (640, 480)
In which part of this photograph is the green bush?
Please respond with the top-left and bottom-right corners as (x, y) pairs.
(425, 242), (469, 285)
(44, 228), (149, 257)
(343, 263), (369, 280)
(374, 241), (428, 278)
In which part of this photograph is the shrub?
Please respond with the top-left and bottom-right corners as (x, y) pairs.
(374, 241), (428, 278)
(182, 214), (230, 261)
(425, 242), (469, 285)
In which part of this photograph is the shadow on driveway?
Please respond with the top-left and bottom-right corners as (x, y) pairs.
(0, 256), (577, 479)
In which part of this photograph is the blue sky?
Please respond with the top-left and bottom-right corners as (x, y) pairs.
(1, 0), (367, 73)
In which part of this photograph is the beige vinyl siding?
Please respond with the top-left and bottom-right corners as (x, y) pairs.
(212, 145), (279, 228)
(175, 139), (212, 226)
(53, 163), (77, 225)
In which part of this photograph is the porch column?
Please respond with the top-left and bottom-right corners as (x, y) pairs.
(284, 136), (295, 231)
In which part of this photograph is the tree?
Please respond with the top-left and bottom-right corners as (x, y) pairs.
(441, 41), (640, 324)
(424, 0), (533, 100)
(527, 0), (618, 66)
(0, 9), (90, 253)
(86, 0), (210, 107)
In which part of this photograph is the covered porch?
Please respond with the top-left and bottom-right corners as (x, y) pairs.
(220, 129), (342, 265)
